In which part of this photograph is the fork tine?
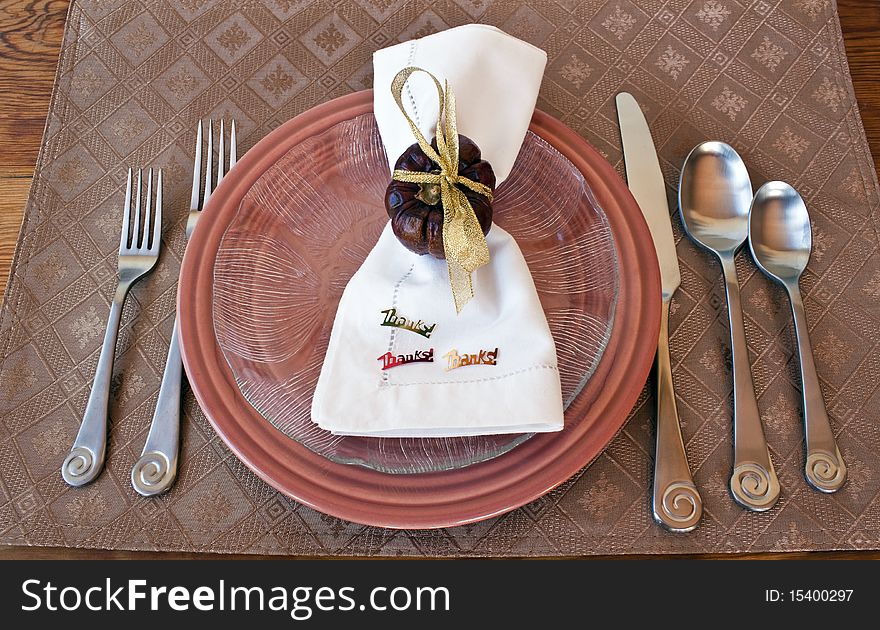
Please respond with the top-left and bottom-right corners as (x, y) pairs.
(151, 169), (162, 254)
(217, 119), (225, 186)
(202, 119), (213, 210)
(120, 168), (133, 252)
(190, 120), (202, 212)
(133, 169), (143, 249)
(230, 119), (237, 168)
(143, 169), (153, 250)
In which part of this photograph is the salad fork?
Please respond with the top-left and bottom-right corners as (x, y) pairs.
(131, 120), (236, 496)
(63, 168), (162, 487)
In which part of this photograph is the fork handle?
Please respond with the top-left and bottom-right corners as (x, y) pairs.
(652, 296), (702, 532)
(131, 316), (182, 496)
(62, 284), (129, 486)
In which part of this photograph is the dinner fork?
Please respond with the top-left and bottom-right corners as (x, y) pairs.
(63, 168), (162, 487)
(131, 120), (236, 496)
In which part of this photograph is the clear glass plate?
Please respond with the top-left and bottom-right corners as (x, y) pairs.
(212, 113), (619, 474)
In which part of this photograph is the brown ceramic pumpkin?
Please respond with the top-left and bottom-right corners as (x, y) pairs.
(384, 135), (495, 259)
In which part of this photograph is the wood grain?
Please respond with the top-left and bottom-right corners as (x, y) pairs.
(0, 1), (878, 559)
(0, 0), (68, 299)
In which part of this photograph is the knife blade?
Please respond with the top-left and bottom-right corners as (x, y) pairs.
(615, 92), (681, 298)
(616, 91), (702, 532)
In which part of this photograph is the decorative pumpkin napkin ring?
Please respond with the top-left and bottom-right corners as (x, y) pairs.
(377, 348), (435, 370)
(384, 67), (496, 313)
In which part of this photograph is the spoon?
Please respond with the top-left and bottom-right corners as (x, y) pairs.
(679, 141), (780, 511)
(749, 181), (846, 493)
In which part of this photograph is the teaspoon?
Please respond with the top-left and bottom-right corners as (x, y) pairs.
(748, 181), (846, 493)
(679, 141), (780, 511)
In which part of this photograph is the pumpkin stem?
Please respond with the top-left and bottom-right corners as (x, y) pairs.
(416, 181), (442, 206)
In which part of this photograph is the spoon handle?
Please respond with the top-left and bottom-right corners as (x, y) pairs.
(719, 253), (780, 511)
(652, 296), (702, 531)
(785, 281), (846, 492)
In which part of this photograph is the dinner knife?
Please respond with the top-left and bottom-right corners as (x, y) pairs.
(616, 92), (702, 532)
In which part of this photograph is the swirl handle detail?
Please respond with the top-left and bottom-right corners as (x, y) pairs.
(720, 254), (780, 511)
(652, 297), (702, 532)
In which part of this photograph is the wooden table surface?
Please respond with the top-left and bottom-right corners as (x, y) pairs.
(1, 1), (878, 561)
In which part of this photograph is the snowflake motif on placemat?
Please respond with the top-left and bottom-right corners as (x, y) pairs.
(190, 482), (234, 528)
(67, 490), (108, 522)
(697, 0), (731, 30)
(656, 45), (689, 80)
(273, 0), (302, 11)
(95, 208), (120, 241)
(366, 0), (399, 11)
(32, 421), (71, 459)
(751, 36), (787, 72)
(773, 126), (810, 162)
(560, 54), (591, 88)
(862, 270), (880, 299)
(812, 76), (846, 113)
(748, 284), (773, 312)
(704, 471), (729, 502)
(181, 0), (210, 11)
(602, 5), (636, 41)
(161, 154), (188, 187)
(1, 359), (36, 398)
(261, 64), (295, 98)
(314, 24), (348, 56)
(166, 66), (197, 102)
(122, 22), (156, 57)
(110, 371), (145, 406)
(576, 471), (623, 517)
(70, 67), (102, 100)
(34, 252), (68, 291)
(839, 167), (867, 203)
(712, 87), (747, 121)
(318, 512), (349, 538)
(70, 305), (103, 349)
(699, 346), (726, 377)
(842, 449), (871, 499)
(815, 332), (852, 372)
(57, 158), (89, 190)
(412, 20), (440, 40)
(109, 113), (146, 144)
(773, 522), (810, 551)
(795, 0), (830, 20)
(762, 392), (795, 433)
(810, 219), (832, 262)
(217, 22), (251, 54)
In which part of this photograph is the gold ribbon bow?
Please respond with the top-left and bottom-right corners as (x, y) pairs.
(390, 67), (493, 313)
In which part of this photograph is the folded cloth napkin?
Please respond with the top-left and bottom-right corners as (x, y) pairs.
(311, 25), (563, 437)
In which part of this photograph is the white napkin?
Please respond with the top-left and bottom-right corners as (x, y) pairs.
(311, 25), (563, 437)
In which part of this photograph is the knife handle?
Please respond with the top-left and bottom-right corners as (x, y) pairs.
(652, 296), (702, 532)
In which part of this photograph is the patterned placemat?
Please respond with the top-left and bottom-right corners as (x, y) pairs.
(2, 0), (879, 556)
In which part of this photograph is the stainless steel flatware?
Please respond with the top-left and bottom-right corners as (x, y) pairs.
(131, 119), (236, 496)
(749, 181), (846, 493)
(679, 141), (780, 511)
(63, 168), (162, 486)
(616, 92), (702, 532)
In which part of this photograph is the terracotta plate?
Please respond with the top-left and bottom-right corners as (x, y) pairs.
(178, 90), (660, 529)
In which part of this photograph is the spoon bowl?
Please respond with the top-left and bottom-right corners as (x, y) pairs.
(748, 181), (811, 284)
(679, 141), (753, 254)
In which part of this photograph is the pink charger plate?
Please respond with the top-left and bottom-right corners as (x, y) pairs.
(177, 90), (660, 529)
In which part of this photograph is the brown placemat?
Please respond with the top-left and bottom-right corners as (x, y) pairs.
(2, 0), (879, 556)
